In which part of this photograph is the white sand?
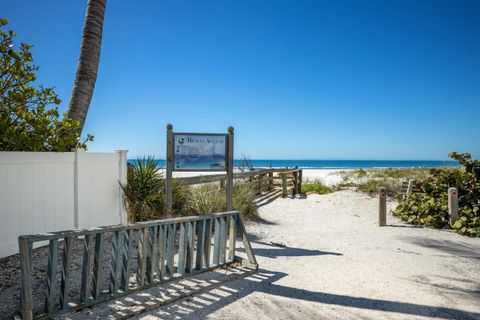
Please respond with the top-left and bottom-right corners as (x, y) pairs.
(135, 191), (480, 319)
(301, 169), (348, 186)
(58, 191), (480, 319)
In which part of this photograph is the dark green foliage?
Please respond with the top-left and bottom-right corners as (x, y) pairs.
(394, 152), (480, 236)
(0, 19), (93, 151)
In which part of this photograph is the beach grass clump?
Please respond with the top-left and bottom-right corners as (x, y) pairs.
(189, 183), (226, 216)
(189, 182), (259, 221)
(301, 180), (333, 194)
(335, 168), (433, 196)
(122, 158), (259, 221)
(233, 183), (259, 220)
(355, 178), (402, 196)
(370, 168), (431, 181)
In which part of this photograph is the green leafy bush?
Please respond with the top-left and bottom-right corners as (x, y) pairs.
(394, 152), (480, 236)
(0, 19), (93, 151)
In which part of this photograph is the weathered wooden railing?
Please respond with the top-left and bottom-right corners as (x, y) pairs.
(18, 211), (257, 319)
(173, 168), (303, 198)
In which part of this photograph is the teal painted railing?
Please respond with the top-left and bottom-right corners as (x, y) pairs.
(18, 211), (257, 319)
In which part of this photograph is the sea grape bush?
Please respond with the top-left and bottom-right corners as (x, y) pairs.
(0, 19), (92, 151)
(394, 152), (480, 236)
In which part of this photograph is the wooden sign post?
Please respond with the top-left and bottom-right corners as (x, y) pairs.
(226, 127), (234, 211)
(165, 125), (234, 216)
(166, 124), (174, 217)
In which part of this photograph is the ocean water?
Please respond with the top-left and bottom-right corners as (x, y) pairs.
(128, 159), (460, 169)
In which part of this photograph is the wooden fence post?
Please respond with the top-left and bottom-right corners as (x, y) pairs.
(293, 171), (299, 195)
(282, 173), (287, 197)
(256, 174), (261, 195)
(448, 187), (459, 226)
(298, 169), (303, 194)
(268, 172), (273, 191)
(379, 187), (386, 226)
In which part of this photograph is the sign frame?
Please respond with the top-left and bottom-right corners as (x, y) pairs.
(165, 124), (234, 217)
(172, 132), (228, 172)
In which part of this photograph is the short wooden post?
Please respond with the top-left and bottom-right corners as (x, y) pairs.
(379, 187), (387, 226)
(282, 173), (287, 197)
(268, 172), (273, 191)
(448, 187), (459, 226)
(220, 178), (225, 189)
(166, 124), (174, 218)
(226, 127), (234, 211)
(298, 169), (303, 193)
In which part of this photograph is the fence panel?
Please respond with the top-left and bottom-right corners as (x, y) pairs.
(18, 211), (257, 319)
(0, 149), (127, 258)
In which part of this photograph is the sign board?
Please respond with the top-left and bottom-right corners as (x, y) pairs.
(165, 125), (234, 216)
(173, 133), (227, 171)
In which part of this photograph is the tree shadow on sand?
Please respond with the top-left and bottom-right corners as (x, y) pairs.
(402, 236), (480, 258)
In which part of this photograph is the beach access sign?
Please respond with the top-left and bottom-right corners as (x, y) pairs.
(173, 133), (227, 171)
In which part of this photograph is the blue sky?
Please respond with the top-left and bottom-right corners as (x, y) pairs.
(3, 0), (480, 160)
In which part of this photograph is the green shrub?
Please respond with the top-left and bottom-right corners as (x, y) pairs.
(301, 180), (332, 194)
(394, 152), (480, 236)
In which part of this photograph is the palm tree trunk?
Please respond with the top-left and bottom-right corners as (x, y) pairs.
(67, 0), (107, 134)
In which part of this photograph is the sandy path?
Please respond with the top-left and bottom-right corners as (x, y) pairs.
(135, 190), (480, 320)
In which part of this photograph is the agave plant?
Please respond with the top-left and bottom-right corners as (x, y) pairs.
(121, 156), (164, 221)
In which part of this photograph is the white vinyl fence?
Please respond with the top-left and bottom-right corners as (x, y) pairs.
(0, 149), (128, 258)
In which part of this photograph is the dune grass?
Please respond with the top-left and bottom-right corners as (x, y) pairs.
(301, 180), (333, 194)
(122, 158), (259, 222)
(335, 168), (434, 196)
